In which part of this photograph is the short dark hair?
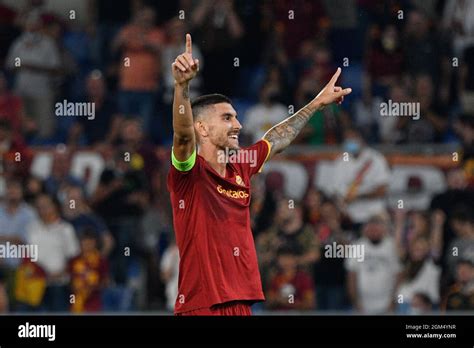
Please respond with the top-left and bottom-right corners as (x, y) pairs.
(191, 93), (232, 120)
(451, 205), (473, 224)
(79, 226), (99, 242)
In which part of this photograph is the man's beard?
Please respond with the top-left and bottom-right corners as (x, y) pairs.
(216, 134), (240, 151)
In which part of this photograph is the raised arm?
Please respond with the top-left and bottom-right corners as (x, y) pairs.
(263, 68), (351, 159)
(172, 34), (200, 162)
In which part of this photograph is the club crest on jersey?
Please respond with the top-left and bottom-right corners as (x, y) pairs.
(235, 175), (245, 186)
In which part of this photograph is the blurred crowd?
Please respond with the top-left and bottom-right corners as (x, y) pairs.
(0, 0), (473, 313)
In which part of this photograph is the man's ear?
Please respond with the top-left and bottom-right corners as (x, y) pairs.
(195, 120), (208, 138)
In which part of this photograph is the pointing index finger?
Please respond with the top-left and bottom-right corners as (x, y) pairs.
(329, 67), (341, 86)
(186, 33), (192, 55)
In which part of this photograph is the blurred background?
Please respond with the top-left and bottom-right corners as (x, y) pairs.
(0, 0), (473, 314)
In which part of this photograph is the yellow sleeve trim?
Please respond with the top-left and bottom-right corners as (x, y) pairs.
(258, 139), (272, 173)
(171, 147), (196, 172)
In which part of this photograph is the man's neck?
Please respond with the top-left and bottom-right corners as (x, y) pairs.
(198, 144), (227, 178)
(6, 201), (20, 213)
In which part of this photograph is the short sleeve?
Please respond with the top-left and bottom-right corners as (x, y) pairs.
(243, 139), (272, 178)
(167, 151), (201, 194)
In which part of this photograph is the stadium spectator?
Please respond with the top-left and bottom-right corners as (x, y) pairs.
(62, 184), (114, 257)
(117, 118), (160, 180)
(303, 187), (325, 227)
(443, 259), (474, 311)
(379, 82), (409, 144)
(266, 247), (315, 311)
(69, 228), (109, 313)
(397, 236), (441, 312)
(409, 292), (434, 314)
(112, 6), (164, 133)
(0, 178), (36, 257)
(330, 127), (390, 225)
(366, 24), (403, 92)
(91, 138), (149, 285)
(398, 75), (447, 143)
(14, 0), (49, 30)
(430, 168), (474, 261)
(257, 198), (319, 286)
(44, 146), (84, 200)
(445, 206), (474, 282)
(244, 82), (288, 143)
(0, 178), (36, 308)
(68, 70), (122, 147)
(394, 210), (443, 260)
(313, 198), (352, 310)
(442, 0), (474, 56)
(26, 194), (79, 311)
(294, 45), (346, 145)
(23, 175), (45, 205)
(403, 10), (449, 83)
(345, 216), (401, 314)
(5, 12), (61, 140)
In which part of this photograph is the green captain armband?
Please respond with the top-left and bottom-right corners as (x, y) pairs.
(171, 147), (197, 171)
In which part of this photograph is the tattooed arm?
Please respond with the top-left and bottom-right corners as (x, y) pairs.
(172, 34), (200, 161)
(263, 68), (351, 158)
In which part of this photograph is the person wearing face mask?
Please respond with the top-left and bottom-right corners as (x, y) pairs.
(330, 128), (391, 226)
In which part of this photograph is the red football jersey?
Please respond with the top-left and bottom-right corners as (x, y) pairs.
(167, 140), (271, 313)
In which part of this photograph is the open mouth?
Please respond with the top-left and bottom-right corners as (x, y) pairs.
(228, 134), (239, 140)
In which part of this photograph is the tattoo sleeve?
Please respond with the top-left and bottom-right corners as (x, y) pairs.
(263, 103), (321, 157)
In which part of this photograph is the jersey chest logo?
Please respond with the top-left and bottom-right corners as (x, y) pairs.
(216, 184), (249, 199)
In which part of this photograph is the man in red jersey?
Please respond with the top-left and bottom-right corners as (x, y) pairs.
(168, 34), (351, 315)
